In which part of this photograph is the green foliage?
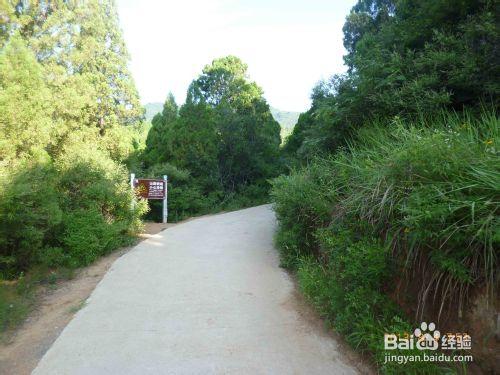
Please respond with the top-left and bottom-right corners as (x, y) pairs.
(55, 145), (146, 266)
(296, 255), (444, 374)
(17, 0), (144, 130)
(0, 146), (147, 278)
(272, 160), (337, 268)
(286, 0), (499, 160)
(0, 1), (148, 337)
(272, 112), (498, 372)
(0, 1), (148, 336)
(189, 55), (282, 192)
(62, 209), (124, 267)
(141, 56), (282, 221)
(37, 247), (68, 269)
(0, 163), (61, 276)
(189, 55), (262, 107)
(142, 93), (179, 167)
(0, 34), (53, 165)
(336, 113), (499, 301)
(143, 162), (215, 222)
(278, 4), (498, 372)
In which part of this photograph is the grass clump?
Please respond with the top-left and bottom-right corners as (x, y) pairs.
(271, 111), (498, 373)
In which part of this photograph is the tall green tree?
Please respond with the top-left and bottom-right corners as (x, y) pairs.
(190, 56), (281, 191)
(189, 55), (263, 107)
(0, 34), (52, 166)
(165, 101), (220, 191)
(142, 56), (282, 219)
(0, 1), (147, 277)
(143, 93), (178, 166)
(286, 0), (499, 159)
(14, 0), (143, 134)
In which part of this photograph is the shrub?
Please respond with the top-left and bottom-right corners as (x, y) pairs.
(142, 162), (214, 222)
(271, 161), (337, 267)
(0, 162), (62, 277)
(62, 209), (122, 267)
(142, 162), (273, 222)
(271, 111), (498, 373)
(0, 144), (147, 276)
(37, 247), (69, 268)
(295, 252), (441, 374)
(335, 112), (499, 313)
(54, 144), (146, 267)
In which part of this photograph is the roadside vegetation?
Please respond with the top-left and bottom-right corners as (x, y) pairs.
(0, 2), (281, 334)
(137, 56), (282, 222)
(273, 112), (498, 373)
(0, 1), (498, 373)
(0, 1), (147, 335)
(273, 1), (498, 373)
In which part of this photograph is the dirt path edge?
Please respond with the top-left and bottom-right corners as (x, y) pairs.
(0, 222), (170, 375)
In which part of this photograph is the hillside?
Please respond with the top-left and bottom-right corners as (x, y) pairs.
(270, 107), (300, 137)
(144, 102), (163, 121)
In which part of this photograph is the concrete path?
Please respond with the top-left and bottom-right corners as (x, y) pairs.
(33, 205), (362, 375)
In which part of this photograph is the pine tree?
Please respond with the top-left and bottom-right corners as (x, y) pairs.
(0, 1), (147, 276)
(15, 0), (143, 134)
(190, 56), (281, 191)
(144, 93), (178, 166)
(0, 34), (53, 166)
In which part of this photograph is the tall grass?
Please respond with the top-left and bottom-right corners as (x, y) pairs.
(339, 112), (498, 317)
(271, 111), (499, 372)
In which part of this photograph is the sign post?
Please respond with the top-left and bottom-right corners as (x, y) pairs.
(131, 175), (168, 223)
(162, 175), (168, 223)
(130, 173), (135, 210)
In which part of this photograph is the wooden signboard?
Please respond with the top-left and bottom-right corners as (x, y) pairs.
(130, 174), (168, 223)
(133, 178), (166, 200)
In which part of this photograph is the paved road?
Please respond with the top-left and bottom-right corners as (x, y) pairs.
(33, 205), (361, 375)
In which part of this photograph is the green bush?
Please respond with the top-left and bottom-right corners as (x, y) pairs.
(335, 112), (499, 304)
(37, 247), (69, 268)
(142, 162), (273, 223)
(297, 255), (444, 374)
(0, 145), (147, 276)
(0, 162), (62, 277)
(271, 161), (337, 267)
(142, 162), (214, 222)
(62, 209), (121, 267)
(271, 111), (498, 373)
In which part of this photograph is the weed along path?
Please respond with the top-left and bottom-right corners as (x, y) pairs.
(33, 205), (366, 375)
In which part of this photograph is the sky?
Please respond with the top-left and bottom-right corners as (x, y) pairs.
(116, 0), (356, 113)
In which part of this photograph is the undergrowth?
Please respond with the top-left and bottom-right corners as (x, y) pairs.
(271, 111), (499, 373)
(0, 266), (75, 338)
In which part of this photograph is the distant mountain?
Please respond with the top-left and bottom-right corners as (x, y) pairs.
(144, 102), (300, 138)
(144, 102), (163, 121)
(270, 107), (300, 138)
